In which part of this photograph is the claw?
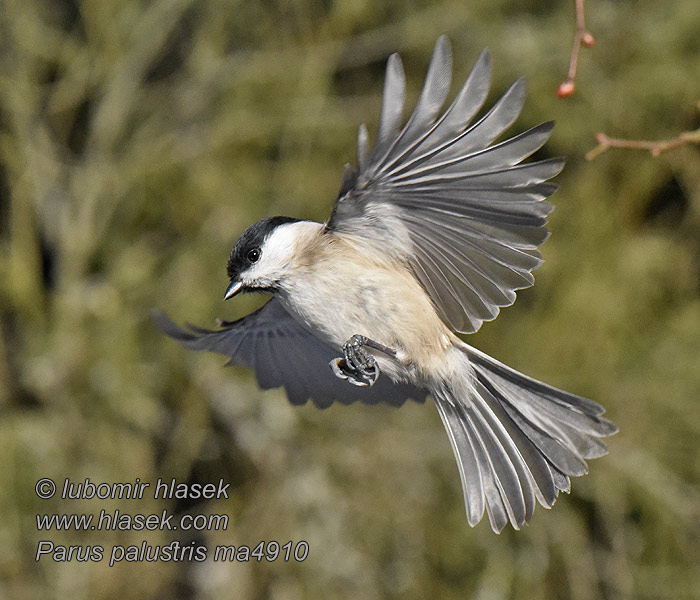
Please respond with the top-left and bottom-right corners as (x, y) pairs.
(348, 374), (371, 387)
(329, 357), (377, 387)
(361, 364), (379, 386)
(329, 334), (397, 388)
(330, 358), (349, 380)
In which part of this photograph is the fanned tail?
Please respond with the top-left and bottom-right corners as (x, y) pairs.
(433, 344), (617, 533)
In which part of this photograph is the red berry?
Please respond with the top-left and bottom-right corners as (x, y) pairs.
(582, 32), (596, 48)
(557, 81), (575, 98)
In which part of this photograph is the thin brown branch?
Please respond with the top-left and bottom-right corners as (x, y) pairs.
(585, 124), (700, 161)
(558, 0), (595, 98)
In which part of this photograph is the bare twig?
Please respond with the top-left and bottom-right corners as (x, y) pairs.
(586, 102), (700, 160)
(557, 0), (595, 98)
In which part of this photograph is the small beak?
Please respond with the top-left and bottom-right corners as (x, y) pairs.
(223, 280), (243, 301)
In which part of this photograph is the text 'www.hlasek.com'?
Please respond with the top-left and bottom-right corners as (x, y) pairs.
(34, 477), (309, 567)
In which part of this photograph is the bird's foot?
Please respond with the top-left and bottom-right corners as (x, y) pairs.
(329, 334), (397, 387)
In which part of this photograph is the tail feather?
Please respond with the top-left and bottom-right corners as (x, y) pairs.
(468, 383), (534, 527)
(465, 399), (525, 530)
(433, 344), (617, 533)
(496, 397), (589, 476)
(472, 378), (553, 511)
(434, 397), (486, 526)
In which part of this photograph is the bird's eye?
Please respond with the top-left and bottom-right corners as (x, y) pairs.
(247, 248), (261, 263)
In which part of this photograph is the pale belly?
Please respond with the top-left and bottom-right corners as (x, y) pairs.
(277, 257), (455, 380)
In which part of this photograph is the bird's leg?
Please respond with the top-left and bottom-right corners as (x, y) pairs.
(330, 335), (398, 387)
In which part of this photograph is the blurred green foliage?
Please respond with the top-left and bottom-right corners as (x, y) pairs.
(1, 0), (699, 598)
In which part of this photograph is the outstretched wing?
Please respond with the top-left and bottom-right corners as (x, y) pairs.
(327, 36), (563, 334)
(152, 299), (427, 409)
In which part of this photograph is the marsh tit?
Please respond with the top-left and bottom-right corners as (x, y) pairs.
(155, 36), (617, 533)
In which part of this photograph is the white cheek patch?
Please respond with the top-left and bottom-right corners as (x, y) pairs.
(246, 221), (321, 283)
(261, 223), (303, 267)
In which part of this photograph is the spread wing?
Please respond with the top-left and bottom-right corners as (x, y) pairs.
(152, 300), (428, 409)
(327, 36), (564, 333)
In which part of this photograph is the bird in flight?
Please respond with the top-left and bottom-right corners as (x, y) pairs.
(154, 35), (617, 533)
